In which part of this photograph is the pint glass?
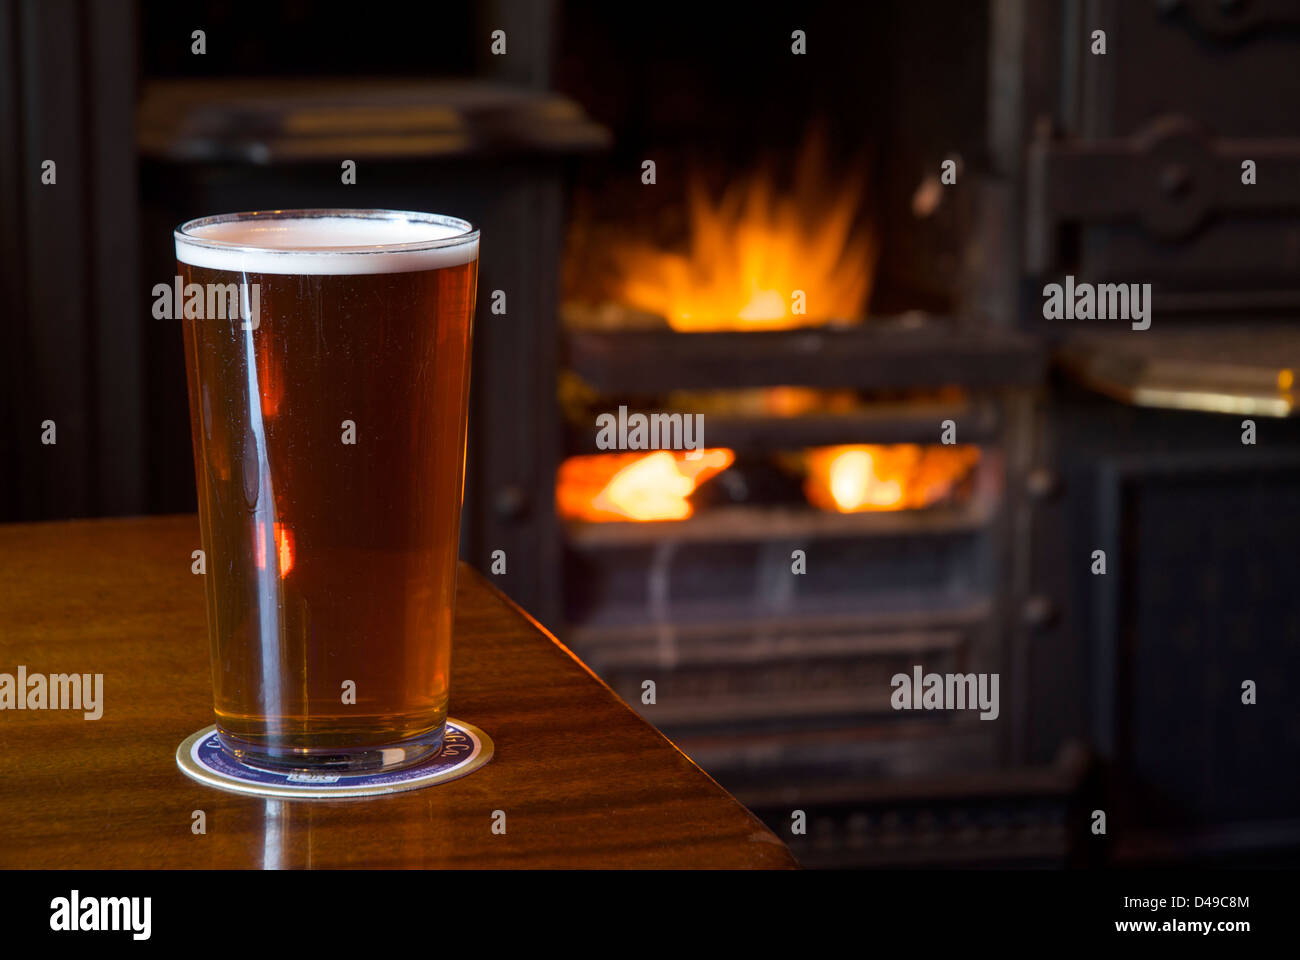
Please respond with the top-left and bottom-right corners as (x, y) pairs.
(175, 209), (478, 772)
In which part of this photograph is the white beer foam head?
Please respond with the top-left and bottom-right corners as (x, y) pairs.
(175, 210), (478, 275)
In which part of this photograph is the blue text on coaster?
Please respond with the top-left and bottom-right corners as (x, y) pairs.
(176, 719), (493, 799)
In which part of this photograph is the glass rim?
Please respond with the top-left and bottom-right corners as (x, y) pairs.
(174, 208), (479, 256)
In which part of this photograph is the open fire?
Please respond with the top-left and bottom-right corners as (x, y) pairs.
(557, 449), (736, 522)
(804, 445), (981, 513)
(557, 444), (980, 523)
(609, 137), (877, 331)
(555, 136), (983, 524)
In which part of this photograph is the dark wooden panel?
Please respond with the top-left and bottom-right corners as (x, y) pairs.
(19, 0), (92, 518)
(86, 0), (144, 515)
(0, 0), (29, 516)
(0, 0), (145, 521)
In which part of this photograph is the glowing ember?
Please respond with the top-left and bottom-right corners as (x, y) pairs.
(557, 449), (735, 522)
(804, 445), (981, 513)
(612, 137), (876, 331)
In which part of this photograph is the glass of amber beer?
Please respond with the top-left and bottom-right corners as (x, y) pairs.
(175, 209), (478, 772)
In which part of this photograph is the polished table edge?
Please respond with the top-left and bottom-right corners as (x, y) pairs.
(461, 561), (793, 848)
(0, 514), (801, 869)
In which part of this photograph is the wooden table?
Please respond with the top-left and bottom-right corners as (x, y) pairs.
(0, 516), (795, 868)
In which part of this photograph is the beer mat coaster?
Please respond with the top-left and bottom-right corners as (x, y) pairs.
(176, 719), (493, 799)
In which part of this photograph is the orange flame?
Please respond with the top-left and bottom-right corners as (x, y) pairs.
(613, 138), (876, 331)
(558, 449), (735, 522)
(805, 445), (980, 513)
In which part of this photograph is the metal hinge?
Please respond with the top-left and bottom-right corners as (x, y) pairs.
(1026, 115), (1300, 273)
